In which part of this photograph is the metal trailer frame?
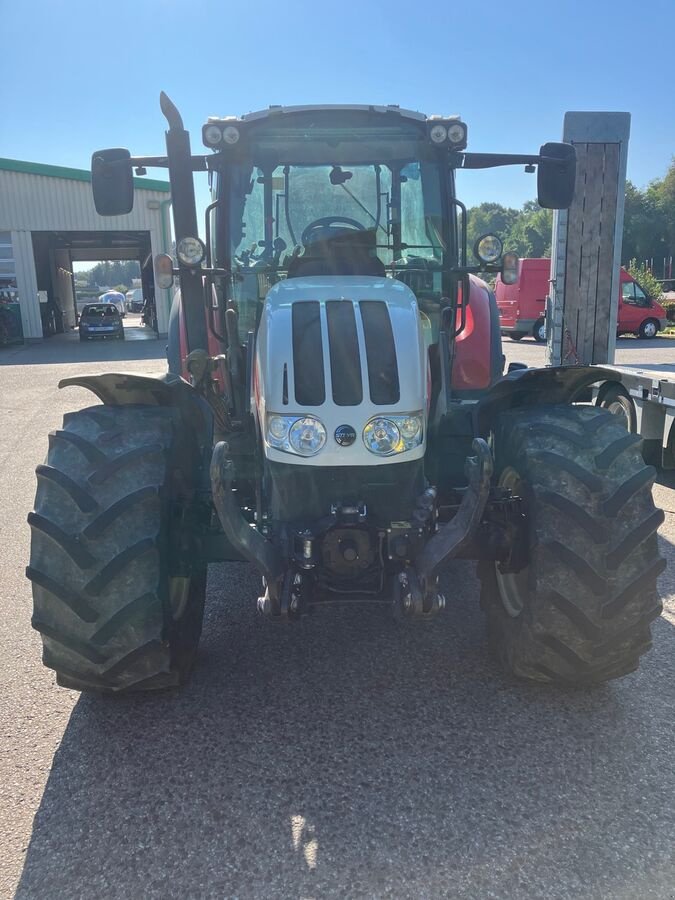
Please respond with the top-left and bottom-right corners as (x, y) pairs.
(595, 366), (675, 468)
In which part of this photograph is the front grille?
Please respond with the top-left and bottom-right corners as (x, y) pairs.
(292, 299), (400, 407)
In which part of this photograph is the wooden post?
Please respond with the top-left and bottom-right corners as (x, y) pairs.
(547, 112), (630, 366)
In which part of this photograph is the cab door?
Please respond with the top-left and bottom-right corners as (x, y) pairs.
(619, 278), (645, 332)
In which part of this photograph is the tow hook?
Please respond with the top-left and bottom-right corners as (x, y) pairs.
(415, 438), (493, 583)
(257, 571), (304, 622)
(393, 568), (446, 620)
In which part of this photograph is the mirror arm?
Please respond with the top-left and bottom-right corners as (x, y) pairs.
(456, 152), (566, 170)
(127, 155), (207, 171)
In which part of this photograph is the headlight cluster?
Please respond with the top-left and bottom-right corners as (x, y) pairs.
(363, 414), (424, 456)
(266, 412), (424, 459)
(267, 415), (327, 457)
(202, 121), (240, 148)
(427, 118), (468, 150)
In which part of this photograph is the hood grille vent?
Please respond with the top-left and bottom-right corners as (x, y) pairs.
(360, 300), (400, 404)
(326, 301), (363, 406)
(292, 299), (399, 407)
(292, 301), (325, 405)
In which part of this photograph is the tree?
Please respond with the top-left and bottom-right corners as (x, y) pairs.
(504, 201), (553, 257)
(466, 200), (552, 261)
(626, 259), (663, 300)
(79, 260), (141, 290)
(621, 160), (675, 275)
(466, 202), (519, 258)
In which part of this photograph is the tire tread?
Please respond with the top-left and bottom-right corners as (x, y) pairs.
(481, 404), (665, 685)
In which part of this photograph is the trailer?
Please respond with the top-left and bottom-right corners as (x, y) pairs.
(596, 367), (675, 469)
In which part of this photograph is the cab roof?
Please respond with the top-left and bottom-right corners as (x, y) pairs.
(208, 105), (459, 125)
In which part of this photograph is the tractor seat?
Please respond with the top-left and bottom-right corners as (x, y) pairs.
(287, 251), (385, 278)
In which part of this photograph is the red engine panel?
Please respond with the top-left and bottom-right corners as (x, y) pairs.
(451, 276), (496, 391)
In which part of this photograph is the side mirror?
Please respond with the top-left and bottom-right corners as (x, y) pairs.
(537, 142), (576, 209)
(91, 149), (134, 215)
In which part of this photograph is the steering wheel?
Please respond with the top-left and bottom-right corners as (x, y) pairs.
(301, 216), (366, 246)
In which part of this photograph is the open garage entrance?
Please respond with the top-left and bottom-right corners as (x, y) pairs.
(30, 230), (158, 337)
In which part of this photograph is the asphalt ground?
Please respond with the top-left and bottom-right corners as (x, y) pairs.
(502, 332), (675, 373)
(1, 334), (674, 899)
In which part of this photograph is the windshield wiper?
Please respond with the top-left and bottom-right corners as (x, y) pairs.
(337, 170), (389, 238)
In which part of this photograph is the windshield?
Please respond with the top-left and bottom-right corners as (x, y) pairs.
(83, 305), (118, 316)
(223, 159), (446, 335)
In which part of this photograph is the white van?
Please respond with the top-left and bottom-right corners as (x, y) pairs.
(98, 291), (126, 318)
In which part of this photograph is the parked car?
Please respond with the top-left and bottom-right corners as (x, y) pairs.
(125, 289), (145, 313)
(98, 290), (126, 318)
(78, 304), (125, 341)
(495, 259), (668, 341)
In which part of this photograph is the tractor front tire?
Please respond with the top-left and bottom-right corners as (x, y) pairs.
(27, 405), (206, 692)
(480, 404), (665, 685)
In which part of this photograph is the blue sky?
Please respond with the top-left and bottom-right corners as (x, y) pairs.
(2, 0), (673, 223)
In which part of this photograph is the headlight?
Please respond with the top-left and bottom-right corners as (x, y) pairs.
(203, 124), (223, 146)
(176, 236), (206, 267)
(266, 414), (326, 457)
(429, 124), (447, 144)
(363, 413), (424, 456)
(268, 415), (289, 441)
(290, 418), (327, 456)
(222, 125), (240, 145)
(399, 416), (421, 440)
(363, 418), (401, 455)
(447, 121), (467, 146)
(474, 233), (503, 265)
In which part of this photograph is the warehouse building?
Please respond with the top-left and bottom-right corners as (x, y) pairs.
(0, 158), (173, 342)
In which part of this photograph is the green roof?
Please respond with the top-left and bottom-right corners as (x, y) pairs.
(0, 157), (171, 193)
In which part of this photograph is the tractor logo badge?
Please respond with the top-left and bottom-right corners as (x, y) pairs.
(335, 425), (356, 447)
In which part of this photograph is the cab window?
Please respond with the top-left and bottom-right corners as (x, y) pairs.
(622, 280), (650, 307)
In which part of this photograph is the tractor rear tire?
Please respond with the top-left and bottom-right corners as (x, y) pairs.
(480, 404), (665, 685)
(27, 404), (206, 692)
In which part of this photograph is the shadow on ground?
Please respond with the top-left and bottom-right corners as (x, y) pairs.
(16, 559), (675, 900)
(0, 331), (164, 368)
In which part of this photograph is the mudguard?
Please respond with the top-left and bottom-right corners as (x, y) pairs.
(474, 364), (619, 435)
(58, 372), (213, 447)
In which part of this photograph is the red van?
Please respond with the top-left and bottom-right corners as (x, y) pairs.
(495, 259), (668, 341)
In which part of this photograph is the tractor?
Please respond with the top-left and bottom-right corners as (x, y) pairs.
(27, 95), (664, 692)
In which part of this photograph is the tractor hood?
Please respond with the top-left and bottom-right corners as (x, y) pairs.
(254, 276), (428, 466)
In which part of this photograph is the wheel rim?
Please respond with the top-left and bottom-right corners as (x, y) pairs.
(537, 323), (546, 341)
(606, 399), (630, 430)
(494, 466), (529, 618)
(169, 576), (192, 620)
(643, 321), (656, 338)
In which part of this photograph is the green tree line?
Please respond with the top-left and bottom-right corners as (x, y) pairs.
(466, 158), (675, 276)
(76, 260), (141, 289)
